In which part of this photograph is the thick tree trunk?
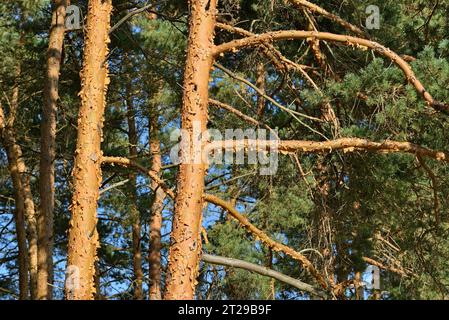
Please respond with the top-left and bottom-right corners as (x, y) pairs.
(38, 0), (68, 300)
(65, 0), (112, 300)
(164, 0), (217, 300)
(148, 112), (164, 300)
(0, 104), (29, 300)
(125, 76), (144, 300)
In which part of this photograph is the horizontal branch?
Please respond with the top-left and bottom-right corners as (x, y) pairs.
(213, 30), (449, 114)
(207, 138), (449, 163)
(202, 253), (326, 297)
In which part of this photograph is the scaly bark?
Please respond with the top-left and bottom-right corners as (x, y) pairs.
(148, 111), (164, 300)
(125, 71), (144, 300)
(65, 0), (112, 300)
(164, 0), (217, 299)
(38, 0), (68, 300)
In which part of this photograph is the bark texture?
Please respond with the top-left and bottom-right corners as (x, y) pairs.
(164, 0), (217, 300)
(65, 0), (112, 300)
(38, 0), (68, 300)
(1, 66), (38, 299)
(0, 104), (29, 300)
(148, 112), (164, 300)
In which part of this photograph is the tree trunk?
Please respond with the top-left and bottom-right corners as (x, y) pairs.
(164, 0), (217, 300)
(1, 62), (39, 299)
(65, 0), (112, 300)
(148, 111), (164, 300)
(38, 0), (68, 300)
(125, 73), (144, 300)
(0, 104), (29, 300)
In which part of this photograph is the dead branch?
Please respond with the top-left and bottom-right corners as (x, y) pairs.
(202, 253), (326, 297)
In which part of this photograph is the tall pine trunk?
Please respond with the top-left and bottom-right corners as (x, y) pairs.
(164, 0), (217, 300)
(125, 72), (144, 300)
(65, 0), (112, 300)
(148, 110), (164, 300)
(38, 0), (68, 300)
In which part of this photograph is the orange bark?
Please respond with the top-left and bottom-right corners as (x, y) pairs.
(65, 0), (112, 300)
(164, 0), (217, 300)
(148, 113), (164, 300)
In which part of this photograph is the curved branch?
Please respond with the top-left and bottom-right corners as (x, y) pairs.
(204, 193), (328, 289)
(109, 4), (154, 34)
(202, 253), (326, 297)
(213, 30), (449, 114)
(215, 22), (310, 73)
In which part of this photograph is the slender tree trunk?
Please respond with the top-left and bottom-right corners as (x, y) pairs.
(148, 111), (164, 300)
(0, 104), (29, 300)
(38, 0), (68, 300)
(125, 74), (144, 300)
(164, 0), (217, 300)
(1, 63), (39, 299)
(65, 0), (112, 300)
(354, 271), (363, 300)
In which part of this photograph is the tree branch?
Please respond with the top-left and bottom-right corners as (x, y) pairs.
(101, 156), (175, 198)
(203, 193), (328, 289)
(213, 30), (449, 115)
(286, 0), (366, 37)
(202, 253), (326, 297)
(207, 138), (449, 163)
(101, 155), (328, 289)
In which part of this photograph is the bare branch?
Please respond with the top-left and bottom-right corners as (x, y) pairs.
(202, 253), (326, 297)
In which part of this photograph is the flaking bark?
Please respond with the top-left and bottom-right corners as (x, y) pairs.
(148, 111), (164, 300)
(164, 0), (218, 300)
(65, 0), (112, 300)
